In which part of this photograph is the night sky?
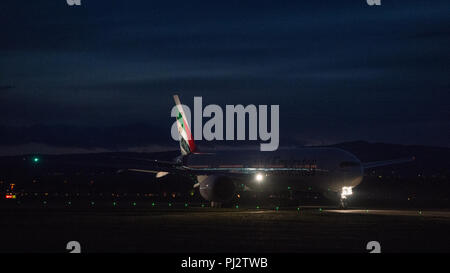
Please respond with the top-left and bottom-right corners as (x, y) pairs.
(1, 0), (449, 155)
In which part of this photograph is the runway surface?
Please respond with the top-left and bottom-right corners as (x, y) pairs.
(1, 203), (450, 253)
(326, 209), (450, 218)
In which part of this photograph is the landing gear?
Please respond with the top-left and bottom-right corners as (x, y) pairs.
(339, 198), (348, 209)
(339, 186), (352, 209)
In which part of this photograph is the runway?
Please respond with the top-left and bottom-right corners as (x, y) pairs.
(326, 209), (450, 218)
(1, 203), (450, 253)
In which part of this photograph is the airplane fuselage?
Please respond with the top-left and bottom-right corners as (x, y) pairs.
(184, 147), (363, 194)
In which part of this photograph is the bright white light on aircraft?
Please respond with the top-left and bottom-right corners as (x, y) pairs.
(255, 173), (264, 182)
(156, 172), (169, 178)
(341, 186), (353, 199)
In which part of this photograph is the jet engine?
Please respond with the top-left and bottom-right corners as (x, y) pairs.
(198, 175), (236, 202)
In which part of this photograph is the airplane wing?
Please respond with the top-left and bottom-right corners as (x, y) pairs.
(127, 162), (329, 179)
(120, 157), (183, 178)
(362, 156), (415, 169)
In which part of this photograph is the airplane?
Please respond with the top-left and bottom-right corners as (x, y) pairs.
(128, 95), (414, 208)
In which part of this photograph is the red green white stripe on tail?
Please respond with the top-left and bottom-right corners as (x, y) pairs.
(173, 95), (196, 155)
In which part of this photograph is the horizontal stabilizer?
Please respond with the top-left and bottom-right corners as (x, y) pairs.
(128, 169), (170, 178)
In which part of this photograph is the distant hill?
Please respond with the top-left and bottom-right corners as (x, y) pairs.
(0, 141), (448, 177)
(331, 141), (450, 176)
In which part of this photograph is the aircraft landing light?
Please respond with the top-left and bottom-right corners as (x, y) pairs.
(341, 186), (353, 199)
(255, 173), (264, 182)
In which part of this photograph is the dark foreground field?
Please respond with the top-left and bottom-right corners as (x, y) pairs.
(1, 201), (450, 253)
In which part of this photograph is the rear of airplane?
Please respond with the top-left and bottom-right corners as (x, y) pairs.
(173, 95), (196, 155)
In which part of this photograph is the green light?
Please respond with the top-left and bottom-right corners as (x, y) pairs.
(275, 206), (279, 211)
(235, 205), (239, 209)
(201, 204), (205, 208)
(184, 203), (188, 207)
(33, 157), (40, 163)
(91, 202), (95, 206)
(133, 202), (136, 206)
(168, 203), (172, 207)
(113, 202), (116, 206)
(418, 211), (422, 215)
(151, 202), (155, 206)
(297, 207), (300, 211)
(319, 208), (323, 212)
(287, 186), (291, 190)
(68, 202), (71, 205)
(256, 205), (260, 209)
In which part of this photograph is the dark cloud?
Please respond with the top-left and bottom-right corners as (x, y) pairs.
(0, 0), (449, 153)
(0, 85), (14, 91)
(0, 123), (172, 149)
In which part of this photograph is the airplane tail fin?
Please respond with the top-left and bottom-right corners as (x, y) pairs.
(173, 94), (196, 155)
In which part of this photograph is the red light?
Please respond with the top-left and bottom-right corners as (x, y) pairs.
(5, 194), (14, 199)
